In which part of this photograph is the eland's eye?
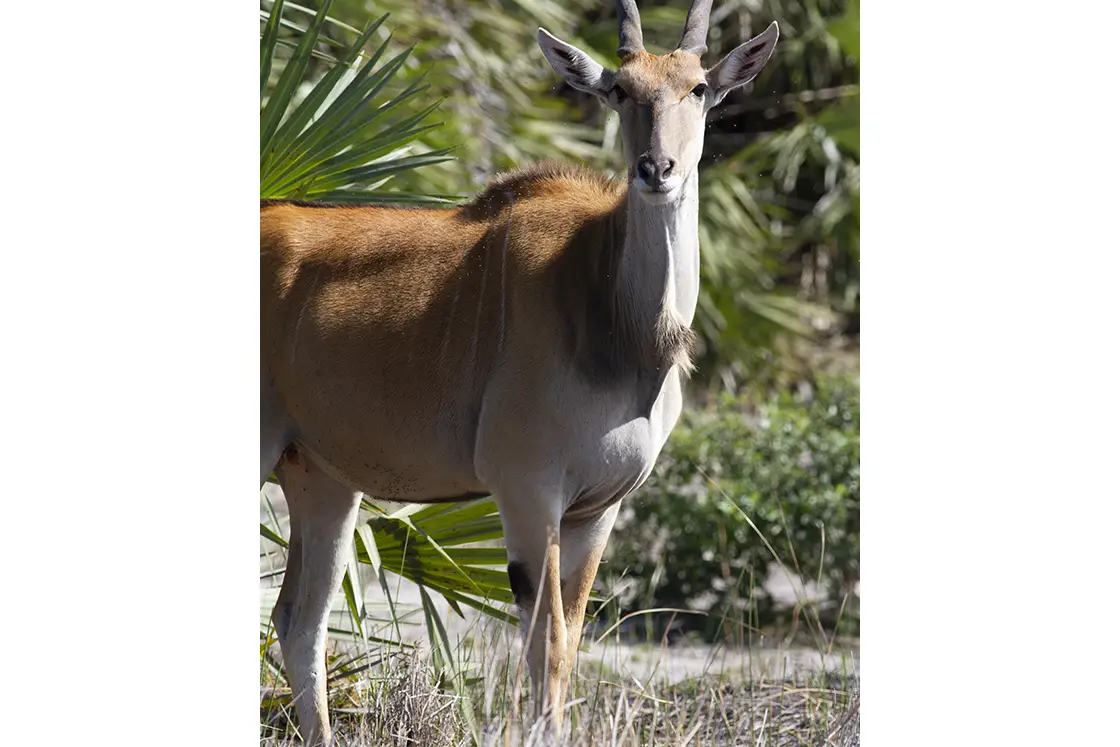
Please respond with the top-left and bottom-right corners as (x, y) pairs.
(691, 83), (708, 99)
(610, 84), (628, 101)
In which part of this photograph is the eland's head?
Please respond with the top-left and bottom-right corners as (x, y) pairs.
(538, 0), (779, 205)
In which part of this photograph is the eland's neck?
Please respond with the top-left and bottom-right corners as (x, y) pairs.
(618, 171), (701, 331)
(561, 169), (700, 385)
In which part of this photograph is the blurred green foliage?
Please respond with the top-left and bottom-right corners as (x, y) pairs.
(268, 0), (860, 388)
(603, 375), (860, 639)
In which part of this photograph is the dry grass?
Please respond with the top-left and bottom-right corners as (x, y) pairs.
(260, 628), (859, 747)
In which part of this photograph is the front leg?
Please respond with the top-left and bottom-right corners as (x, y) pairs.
(558, 504), (621, 704)
(496, 492), (568, 730)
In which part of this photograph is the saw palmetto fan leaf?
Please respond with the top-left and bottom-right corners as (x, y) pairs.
(260, 0), (455, 204)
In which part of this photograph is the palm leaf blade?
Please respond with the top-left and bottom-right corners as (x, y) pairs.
(259, 0), (333, 160)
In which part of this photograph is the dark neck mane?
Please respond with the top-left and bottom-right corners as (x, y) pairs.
(560, 194), (696, 387)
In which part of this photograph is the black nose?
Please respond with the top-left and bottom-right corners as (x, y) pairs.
(637, 155), (676, 188)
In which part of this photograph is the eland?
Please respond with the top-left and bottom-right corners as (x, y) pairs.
(260, 1), (779, 743)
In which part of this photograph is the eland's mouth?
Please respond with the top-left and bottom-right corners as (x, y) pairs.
(634, 175), (684, 204)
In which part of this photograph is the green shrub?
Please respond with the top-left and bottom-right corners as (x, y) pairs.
(601, 376), (860, 641)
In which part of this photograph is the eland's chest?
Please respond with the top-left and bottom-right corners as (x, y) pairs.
(561, 367), (685, 519)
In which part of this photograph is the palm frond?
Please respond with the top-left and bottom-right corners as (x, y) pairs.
(259, 0), (452, 202)
(360, 499), (516, 626)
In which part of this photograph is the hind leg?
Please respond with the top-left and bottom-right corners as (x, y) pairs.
(261, 378), (295, 487)
(271, 477), (303, 653)
(273, 447), (362, 747)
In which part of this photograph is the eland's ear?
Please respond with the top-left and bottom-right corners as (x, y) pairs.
(708, 22), (779, 102)
(537, 28), (609, 95)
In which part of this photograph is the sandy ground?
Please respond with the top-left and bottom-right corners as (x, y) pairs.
(260, 484), (859, 683)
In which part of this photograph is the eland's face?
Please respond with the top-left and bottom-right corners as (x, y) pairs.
(537, 14), (780, 206)
(610, 50), (710, 204)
